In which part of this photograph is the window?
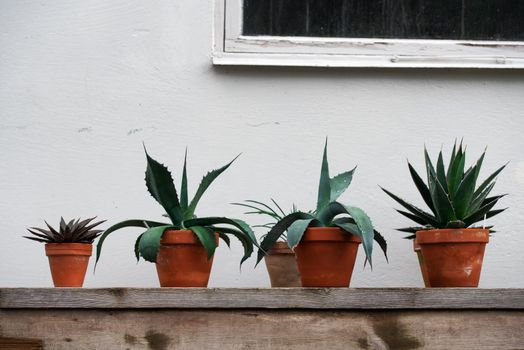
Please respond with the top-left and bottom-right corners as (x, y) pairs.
(213, 0), (524, 68)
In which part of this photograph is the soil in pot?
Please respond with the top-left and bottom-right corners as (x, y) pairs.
(294, 227), (361, 287)
(155, 229), (218, 287)
(264, 242), (301, 287)
(417, 228), (489, 287)
(413, 239), (431, 287)
(45, 243), (92, 287)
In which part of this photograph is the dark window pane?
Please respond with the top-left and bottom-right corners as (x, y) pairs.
(243, 0), (524, 41)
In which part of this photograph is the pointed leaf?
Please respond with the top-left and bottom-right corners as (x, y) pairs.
(447, 149), (466, 197)
(431, 177), (456, 225)
(469, 182), (496, 215)
(138, 225), (173, 263)
(287, 218), (317, 249)
(180, 148), (189, 212)
(317, 139), (331, 212)
(453, 165), (479, 218)
(396, 210), (430, 226)
(134, 233), (144, 262)
(213, 226), (253, 265)
(342, 205), (375, 267)
(463, 195), (505, 227)
(436, 151), (448, 193)
(190, 226), (217, 259)
(381, 187), (439, 227)
(407, 162), (435, 214)
(187, 155), (239, 218)
(473, 164), (507, 198)
(330, 167), (356, 202)
(183, 217), (257, 248)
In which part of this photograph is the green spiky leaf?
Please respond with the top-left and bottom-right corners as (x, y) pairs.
(138, 225), (173, 263)
(189, 226), (217, 259)
(317, 139), (331, 212)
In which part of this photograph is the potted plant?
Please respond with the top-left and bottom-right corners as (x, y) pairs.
(233, 199), (301, 287)
(382, 142), (507, 287)
(256, 141), (388, 287)
(95, 147), (257, 287)
(25, 217), (105, 287)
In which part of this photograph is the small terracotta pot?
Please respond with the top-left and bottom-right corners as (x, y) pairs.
(45, 243), (92, 287)
(294, 227), (361, 287)
(155, 229), (218, 287)
(417, 228), (489, 287)
(264, 242), (301, 287)
(413, 239), (431, 287)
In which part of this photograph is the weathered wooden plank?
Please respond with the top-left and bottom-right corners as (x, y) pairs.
(1, 288), (524, 309)
(1, 309), (523, 350)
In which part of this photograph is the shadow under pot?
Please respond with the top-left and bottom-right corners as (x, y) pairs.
(264, 242), (301, 287)
(294, 227), (361, 287)
(413, 239), (431, 287)
(155, 229), (218, 287)
(45, 243), (92, 287)
(416, 228), (489, 288)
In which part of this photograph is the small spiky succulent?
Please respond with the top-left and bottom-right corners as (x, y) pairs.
(381, 142), (507, 238)
(25, 217), (105, 244)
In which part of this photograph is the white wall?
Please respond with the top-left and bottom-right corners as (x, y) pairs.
(1, 0), (523, 288)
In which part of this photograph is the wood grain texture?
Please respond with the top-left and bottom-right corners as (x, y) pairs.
(1, 288), (524, 309)
(1, 309), (523, 349)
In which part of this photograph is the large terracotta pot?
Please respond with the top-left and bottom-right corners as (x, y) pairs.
(417, 228), (489, 287)
(413, 239), (431, 287)
(264, 242), (301, 287)
(294, 227), (361, 287)
(45, 243), (92, 287)
(155, 229), (218, 287)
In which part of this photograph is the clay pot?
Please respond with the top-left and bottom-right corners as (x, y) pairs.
(155, 229), (218, 287)
(264, 242), (301, 287)
(416, 228), (489, 287)
(294, 227), (361, 287)
(413, 239), (431, 287)
(45, 243), (92, 287)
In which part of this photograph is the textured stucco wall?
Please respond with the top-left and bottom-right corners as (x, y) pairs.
(1, 0), (523, 287)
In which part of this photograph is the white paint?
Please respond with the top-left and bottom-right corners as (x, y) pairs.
(217, 0), (524, 69)
(0, 0), (523, 288)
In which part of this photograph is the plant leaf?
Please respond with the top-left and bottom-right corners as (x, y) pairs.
(190, 226), (217, 259)
(287, 218), (317, 249)
(138, 225), (173, 263)
(180, 148), (189, 212)
(186, 155), (239, 218)
(373, 230), (388, 261)
(342, 205), (375, 267)
(144, 148), (183, 225)
(330, 167), (356, 202)
(134, 233), (144, 262)
(317, 201), (347, 225)
(213, 226), (253, 265)
(407, 162), (435, 214)
(396, 210), (430, 226)
(183, 217), (257, 248)
(381, 187), (439, 227)
(436, 151), (448, 193)
(448, 145), (466, 197)
(316, 139), (331, 212)
(453, 164), (479, 218)
(463, 195), (506, 227)
(473, 163), (507, 199)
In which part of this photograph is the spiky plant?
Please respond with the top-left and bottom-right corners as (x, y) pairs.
(256, 141), (387, 267)
(25, 217), (105, 244)
(95, 147), (258, 266)
(381, 142), (507, 239)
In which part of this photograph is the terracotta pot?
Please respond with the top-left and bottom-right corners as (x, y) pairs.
(45, 243), (92, 287)
(417, 228), (489, 287)
(264, 242), (301, 287)
(155, 229), (218, 287)
(294, 227), (361, 287)
(413, 239), (431, 287)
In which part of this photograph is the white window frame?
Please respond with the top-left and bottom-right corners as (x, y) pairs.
(213, 0), (524, 68)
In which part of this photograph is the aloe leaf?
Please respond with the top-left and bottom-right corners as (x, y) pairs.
(138, 225), (173, 262)
(189, 226), (217, 259)
(144, 148), (183, 225)
(95, 219), (169, 267)
(329, 167), (356, 202)
(453, 165), (479, 218)
(134, 233), (144, 262)
(287, 218), (317, 249)
(473, 163), (507, 199)
(342, 205), (375, 267)
(256, 212), (314, 265)
(381, 187), (439, 227)
(23, 236), (51, 243)
(183, 217), (257, 248)
(180, 148), (188, 212)
(213, 226), (253, 265)
(317, 139), (331, 212)
(186, 155), (239, 218)
(407, 162), (435, 214)
(436, 151), (448, 193)
(431, 178), (456, 225)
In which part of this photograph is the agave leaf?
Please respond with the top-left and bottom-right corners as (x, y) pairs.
(473, 163), (507, 199)
(27, 227), (52, 238)
(407, 162), (435, 214)
(396, 227), (419, 233)
(60, 217), (67, 234)
(213, 226), (253, 265)
(144, 148), (183, 225)
(436, 151), (448, 193)
(341, 205), (375, 267)
(468, 182), (496, 215)
(329, 167), (356, 202)
(463, 195), (506, 227)
(190, 226), (217, 259)
(138, 225), (173, 263)
(183, 217), (257, 248)
(23, 236), (51, 243)
(271, 198), (286, 216)
(95, 219), (170, 267)
(180, 148), (189, 212)
(216, 231), (231, 248)
(245, 200), (281, 218)
(431, 177), (456, 225)
(447, 148), (466, 197)
(317, 201), (347, 225)
(317, 139), (331, 212)
(186, 155), (239, 218)
(447, 141), (457, 177)
(381, 187), (439, 227)
(424, 147), (437, 192)
(45, 221), (61, 239)
(231, 202), (280, 220)
(256, 212), (315, 265)
(485, 208), (507, 219)
(453, 164), (479, 219)
(287, 218), (317, 249)
(134, 233), (144, 262)
(396, 210), (430, 226)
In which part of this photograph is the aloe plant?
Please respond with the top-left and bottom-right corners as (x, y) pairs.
(96, 147), (257, 266)
(381, 142), (507, 238)
(25, 217), (105, 244)
(256, 141), (388, 267)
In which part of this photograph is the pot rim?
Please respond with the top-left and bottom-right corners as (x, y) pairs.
(416, 228), (489, 244)
(301, 227), (361, 243)
(45, 243), (92, 256)
(161, 229), (219, 246)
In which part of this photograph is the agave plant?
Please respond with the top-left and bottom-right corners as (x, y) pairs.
(256, 141), (387, 267)
(381, 142), (507, 238)
(25, 217), (105, 244)
(95, 147), (258, 266)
